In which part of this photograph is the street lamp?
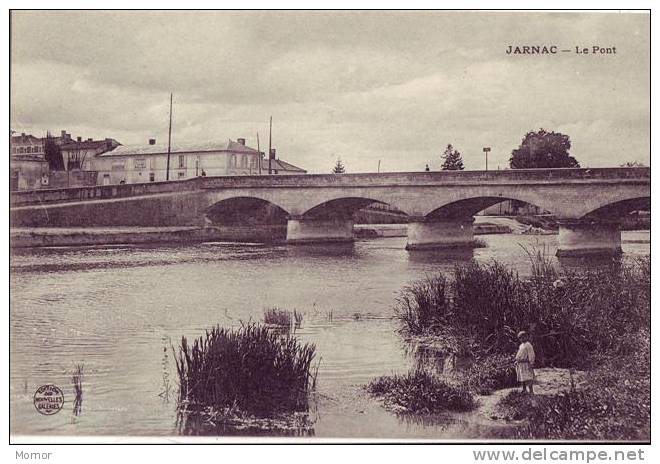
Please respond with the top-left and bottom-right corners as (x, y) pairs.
(483, 147), (491, 171)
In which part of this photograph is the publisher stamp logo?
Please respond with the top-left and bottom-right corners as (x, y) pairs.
(33, 385), (64, 415)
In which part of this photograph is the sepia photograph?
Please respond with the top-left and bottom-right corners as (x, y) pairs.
(7, 7), (651, 451)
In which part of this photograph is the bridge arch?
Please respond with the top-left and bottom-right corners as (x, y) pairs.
(300, 197), (409, 220)
(423, 196), (547, 220)
(204, 196), (290, 226)
(580, 196), (650, 220)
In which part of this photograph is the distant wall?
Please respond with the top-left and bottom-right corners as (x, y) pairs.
(48, 170), (98, 189)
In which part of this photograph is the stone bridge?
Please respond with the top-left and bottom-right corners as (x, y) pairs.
(10, 167), (650, 256)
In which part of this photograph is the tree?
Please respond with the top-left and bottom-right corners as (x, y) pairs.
(509, 129), (579, 169)
(441, 144), (465, 170)
(620, 161), (646, 167)
(67, 141), (87, 171)
(332, 158), (346, 174)
(43, 132), (65, 171)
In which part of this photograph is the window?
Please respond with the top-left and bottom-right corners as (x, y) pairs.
(230, 154), (237, 168)
(149, 173), (155, 182)
(178, 171), (186, 179)
(241, 155), (247, 168)
(149, 158), (156, 170)
(134, 158), (147, 170)
(178, 155), (186, 169)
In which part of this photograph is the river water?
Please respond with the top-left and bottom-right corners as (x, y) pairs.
(9, 231), (650, 439)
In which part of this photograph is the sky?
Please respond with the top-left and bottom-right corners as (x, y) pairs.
(10, 11), (650, 173)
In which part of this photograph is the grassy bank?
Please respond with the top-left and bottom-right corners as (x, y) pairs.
(374, 252), (650, 440)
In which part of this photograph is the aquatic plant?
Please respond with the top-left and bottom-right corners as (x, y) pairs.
(394, 254), (650, 368)
(293, 310), (304, 329)
(394, 275), (450, 336)
(263, 307), (292, 327)
(174, 323), (317, 417)
(367, 370), (476, 413)
(71, 363), (84, 416)
(458, 353), (518, 395)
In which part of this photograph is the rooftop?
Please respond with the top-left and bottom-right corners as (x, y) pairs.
(99, 139), (262, 157)
(262, 158), (307, 173)
(11, 133), (42, 144)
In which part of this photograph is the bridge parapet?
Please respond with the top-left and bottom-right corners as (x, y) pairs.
(10, 177), (205, 207)
(200, 167), (650, 189)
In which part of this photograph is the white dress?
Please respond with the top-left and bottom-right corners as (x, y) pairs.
(515, 341), (535, 382)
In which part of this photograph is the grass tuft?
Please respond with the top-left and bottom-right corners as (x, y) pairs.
(367, 370), (477, 413)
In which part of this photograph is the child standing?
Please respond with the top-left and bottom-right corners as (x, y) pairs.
(515, 331), (535, 394)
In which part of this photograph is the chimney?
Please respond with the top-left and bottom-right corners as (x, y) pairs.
(21, 132), (25, 137)
(105, 138), (113, 149)
(149, 138), (156, 145)
(77, 136), (82, 142)
(237, 138), (245, 145)
(269, 148), (276, 159)
(61, 130), (66, 139)
(87, 138), (93, 142)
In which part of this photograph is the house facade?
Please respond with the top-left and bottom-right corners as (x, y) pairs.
(91, 138), (306, 185)
(10, 132), (48, 190)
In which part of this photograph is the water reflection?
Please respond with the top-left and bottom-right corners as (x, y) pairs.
(406, 247), (475, 264)
(286, 242), (357, 258)
(175, 410), (316, 437)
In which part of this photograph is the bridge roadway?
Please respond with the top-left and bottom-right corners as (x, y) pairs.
(10, 167), (651, 256)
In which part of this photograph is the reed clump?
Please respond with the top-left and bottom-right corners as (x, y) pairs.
(263, 308), (304, 330)
(174, 324), (317, 417)
(395, 253), (650, 369)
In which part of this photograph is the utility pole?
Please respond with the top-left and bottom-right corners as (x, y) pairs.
(166, 93), (173, 181)
(256, 132), (261, 175)
(377, 160), (381, 173)
(483, 146), (491, 171)
(268, 116), (272, 175)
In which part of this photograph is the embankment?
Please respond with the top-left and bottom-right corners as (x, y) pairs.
(10, 226), (287, 248)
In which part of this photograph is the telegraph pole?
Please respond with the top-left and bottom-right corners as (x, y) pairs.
(166, 93), (173, 181)
(268, 116), (272, 175)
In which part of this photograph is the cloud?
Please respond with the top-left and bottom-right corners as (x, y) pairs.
(10, 11), (649, 173)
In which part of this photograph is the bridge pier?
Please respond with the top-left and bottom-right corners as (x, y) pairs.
(405, 217), (475, 250)
(286, 216), (354, 244)
(556, 219), (622, 257)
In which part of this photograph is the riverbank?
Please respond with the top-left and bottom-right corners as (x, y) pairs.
(12, 222), (513, 248)
(9, 225), (288, 248)
(372, 254), (650, 440)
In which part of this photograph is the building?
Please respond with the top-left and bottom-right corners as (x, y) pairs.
(91, 138), (306, 185)
(60, 136), (120, 171)
(10, 130), (121, 190)
(261, 148), (307, 175)
(10, 131), (48, 191)
(10, 131), (45, 157)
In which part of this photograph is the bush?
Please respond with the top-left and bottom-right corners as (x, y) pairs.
(459, 354), (518, 395)
(367, 370), (477, 413)
(174, 324), (317, 417)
